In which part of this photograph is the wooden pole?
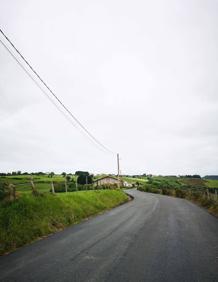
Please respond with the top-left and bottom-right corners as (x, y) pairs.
(30, 176), (38, 195)
(65, 177), (68, 193)
(206, 189), (210, 200)
(8, 183), (16, 201)
(51, 181), (55, 194)
(117, 153), (120, 188)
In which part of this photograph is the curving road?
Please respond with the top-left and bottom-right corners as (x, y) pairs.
(0, 189), (218, 282)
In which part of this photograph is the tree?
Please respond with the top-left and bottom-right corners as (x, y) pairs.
(66, 175), (71, 182)
(75, 171), (89, 176)
(77, 174), (93, 185)
(49, 172), (55, 178)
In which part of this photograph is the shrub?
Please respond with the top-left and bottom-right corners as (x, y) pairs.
(0, 183), (7, 200)
(190, 190), (202, 200)
(200, 198), (215, 208)
(50, 182), (78, 193)
(137, 186), (146, 192)
(162, 188), (174, 196)
(175, 189), (187, 198)
(150, 188), (162, 194)
(138, 184), (161, 194)
(95, 184), (118, 190)
(77, 184), (94, 191)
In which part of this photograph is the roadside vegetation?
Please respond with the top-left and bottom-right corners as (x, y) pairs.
(0, 189), (128, 255)
(1, 171), (217, 255)
(136, 176), (218, 217)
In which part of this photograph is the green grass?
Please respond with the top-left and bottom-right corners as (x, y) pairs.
(0, 174), (72, 194)
(0, 189), (128, 255)
(0, 174), (65, 183)
(205, 180), (218, 188)
(122, 176), (147, 184)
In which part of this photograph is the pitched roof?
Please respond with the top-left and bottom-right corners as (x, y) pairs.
(94, 175), (119, 182)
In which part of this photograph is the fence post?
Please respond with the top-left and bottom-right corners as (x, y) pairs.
(51, 181), (55, 194)
(30, 177), (38, 196)
(8, 183), (16, 201)
(65, 177), (68, 193)
(206, 189), (210, 200)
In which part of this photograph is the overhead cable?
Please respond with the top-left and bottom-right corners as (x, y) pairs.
(0, 28), (114, 154)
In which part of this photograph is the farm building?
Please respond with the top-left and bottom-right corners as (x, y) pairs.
(94, 176), (121, 187)
(94, 176), (132, 188)
(123, 181), (132, 188)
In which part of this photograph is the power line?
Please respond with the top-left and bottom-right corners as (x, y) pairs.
(0, 28), (114, 154)
(0, 38), (78, 128)
(0, 38), (106, 153)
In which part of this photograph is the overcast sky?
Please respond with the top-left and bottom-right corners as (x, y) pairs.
(0, 0), (218, 175)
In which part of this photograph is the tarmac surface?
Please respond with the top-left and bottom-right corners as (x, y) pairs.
(0, 189), (218, 282)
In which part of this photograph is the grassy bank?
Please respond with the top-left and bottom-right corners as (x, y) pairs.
(0, 190), (128, 255)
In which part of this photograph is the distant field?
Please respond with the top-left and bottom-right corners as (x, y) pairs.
(178, 177), (206, 188)
(127, 175), (218, 191)
(0, 175), (70, 194)
(122, 176), (147, 184)
(205, 179), (218, 188)
(2, 175), (218, 193)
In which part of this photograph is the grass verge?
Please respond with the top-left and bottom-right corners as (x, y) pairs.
(0, 189), (128, 255)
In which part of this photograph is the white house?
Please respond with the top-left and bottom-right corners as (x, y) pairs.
(123, 181), (133, 187)
(94, 176), (121, 187)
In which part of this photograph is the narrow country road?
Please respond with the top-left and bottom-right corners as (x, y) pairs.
(0, 189), (218, 282)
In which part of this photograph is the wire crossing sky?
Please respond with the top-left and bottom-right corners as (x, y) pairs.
(0, 28), (114, 155)
(0, 0), (218, 175)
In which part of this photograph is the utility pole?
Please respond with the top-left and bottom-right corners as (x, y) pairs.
(76, 176), (78, 190)
(65, 176), (68, 193)
(117, 153), (120, 188)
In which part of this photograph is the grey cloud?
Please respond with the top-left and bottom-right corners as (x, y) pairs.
(0, 0), (218, 175)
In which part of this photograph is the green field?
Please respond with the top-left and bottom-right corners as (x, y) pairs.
(122, 176), (147, 184)
(0, 189), (128, 255)
(0, 174), (72, 194)
(205, 179), (218, 188)
(2, 174), (218, 192)
(128, 175), (218, 190)
(1, 174), (148, 193)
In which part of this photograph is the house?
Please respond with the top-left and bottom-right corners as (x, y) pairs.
(94, 176), (121, 187)
(123, 181), (133, 188)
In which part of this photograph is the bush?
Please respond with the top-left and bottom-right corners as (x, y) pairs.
(150, 188), (162, 194)
(77, 184), (94, 191)
(138, 184), (161, 194)
(200, 198), (215, 208)
(0, 183), (7, 200)
(175, 189), (187, 198)
(50, 182), (78, 193)
(161, 188), (174, 196)
(190, 190), (202, 200)
(95, 184), (118, 190)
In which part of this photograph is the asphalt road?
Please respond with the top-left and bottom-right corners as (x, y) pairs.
(0, 189), (218, 282)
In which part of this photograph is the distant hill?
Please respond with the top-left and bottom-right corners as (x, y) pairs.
(204, 175), (218, 180)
